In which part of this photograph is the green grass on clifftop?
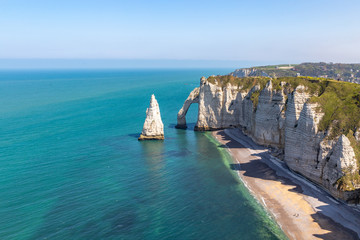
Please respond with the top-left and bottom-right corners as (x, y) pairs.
(310, 81), (360, 138)
(207, 75), (360, 183)
(207, 75), (360, 137)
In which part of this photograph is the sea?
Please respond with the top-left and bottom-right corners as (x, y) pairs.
(0, 69), (288, 240)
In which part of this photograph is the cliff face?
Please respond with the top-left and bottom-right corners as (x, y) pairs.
(195, 77), (243, 130)
(231, 68), (270, 78)
(176, 87), (200, 129)
(139, 94), (164, 140)
(178, 77), (360, 202)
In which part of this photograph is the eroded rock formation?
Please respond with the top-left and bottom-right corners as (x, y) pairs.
(178, 76), (360, 202)
(195, 77), (243, 130)
(139, 94), (164, 140)
(176, 87), (200, 129)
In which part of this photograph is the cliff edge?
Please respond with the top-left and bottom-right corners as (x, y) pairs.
(178, 75), (360, 202)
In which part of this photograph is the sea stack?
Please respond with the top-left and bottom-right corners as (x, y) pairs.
(138, 94), (164, 140)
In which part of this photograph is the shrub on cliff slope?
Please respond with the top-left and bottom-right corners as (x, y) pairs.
(207, 75), (360, 169)
(208, 75), (360, 137)
(310, 81), (360, 138)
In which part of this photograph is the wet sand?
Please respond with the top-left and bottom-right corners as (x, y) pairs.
(212, 129), (360, 240)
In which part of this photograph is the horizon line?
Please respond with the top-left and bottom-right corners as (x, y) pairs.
(1, 59), (359, 70)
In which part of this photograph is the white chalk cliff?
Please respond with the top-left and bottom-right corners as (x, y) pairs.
(178, 77), (360, 202)
(139, 94), (164, 140)
(176, 87), (200, 129)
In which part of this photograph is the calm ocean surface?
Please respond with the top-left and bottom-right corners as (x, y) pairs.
(0, 69), (287, 240)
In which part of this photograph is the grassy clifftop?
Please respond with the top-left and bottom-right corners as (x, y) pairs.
(207, 75), (360, 137)
(230, 62), (360, 83)
(207, 75), (360, 181)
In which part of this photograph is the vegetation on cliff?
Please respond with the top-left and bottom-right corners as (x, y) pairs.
(207, 75), (360, 189)
(208, 75), (329, 94)
(207, 75), (360, 137)
(230, 62), (360, 83)
(310, 81), (360, 137)
(337, 131), (360, 191)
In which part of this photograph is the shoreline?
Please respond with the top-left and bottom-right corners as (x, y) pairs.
(212, 129), (360, 240)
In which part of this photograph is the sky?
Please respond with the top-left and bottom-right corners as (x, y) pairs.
(0, 0), (360, 68)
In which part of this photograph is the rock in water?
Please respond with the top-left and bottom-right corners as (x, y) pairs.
(138, 94), (164, 140)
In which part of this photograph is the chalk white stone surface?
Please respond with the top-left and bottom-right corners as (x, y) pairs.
(139, 94), (164, 140)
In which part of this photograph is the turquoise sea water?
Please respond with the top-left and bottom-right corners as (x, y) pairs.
(0, 69), (287, 240)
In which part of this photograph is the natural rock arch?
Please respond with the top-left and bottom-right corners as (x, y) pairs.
(175, 87), (200, 129)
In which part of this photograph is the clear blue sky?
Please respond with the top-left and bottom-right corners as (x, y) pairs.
(1, 0), (360, 67)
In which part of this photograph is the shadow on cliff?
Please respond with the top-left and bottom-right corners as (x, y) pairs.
(215, 130), (266, 150)
(311, 209), (359, 240)
(215, 130), (359, 240)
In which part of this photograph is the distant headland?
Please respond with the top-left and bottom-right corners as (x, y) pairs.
(231, 62), (360, 84)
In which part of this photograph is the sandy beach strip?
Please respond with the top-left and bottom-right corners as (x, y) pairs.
(212, 129), (360, 240)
